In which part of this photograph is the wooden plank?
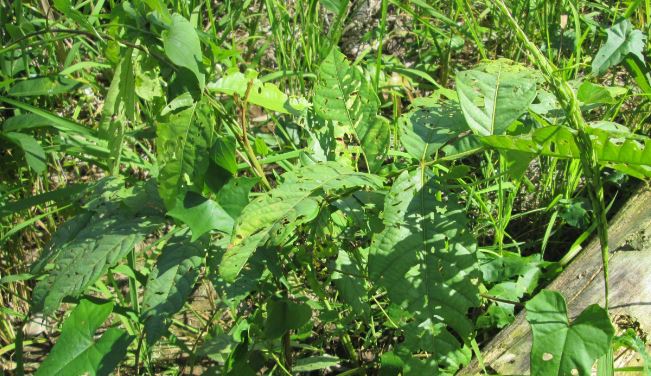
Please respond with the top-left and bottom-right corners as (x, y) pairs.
(461, 187), (651, 375)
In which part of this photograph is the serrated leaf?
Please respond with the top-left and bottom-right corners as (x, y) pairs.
(141, 230), (205, 346)
(399, 102), (467, 161)
(32, 215), (160, 315)
(592, 20), (647, 76)
(3, 131), (47, 173)
(208, 69), (310, 115)
(157, 100), (213, 209)
(526, 290), (614, 376)
(8, 76), (82, 97)
(163, 14), (205, 90)
(264, 299), (312, 339)
(369, 171), (480, 372)
(456, 60), (538, 136)
(35, 299), (133, 376)
(167, 191), (234, 241)
(219, 162), (382, 282)
(314, 48), (389, 171)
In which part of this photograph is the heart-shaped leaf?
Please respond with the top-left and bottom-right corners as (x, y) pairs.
(592, 20), (646, 76)
(526, 290), (614, 376)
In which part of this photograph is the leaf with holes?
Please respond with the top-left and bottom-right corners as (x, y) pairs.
(369, 171), (480, 373)
(526, 290), (614, 376)
(314, 48), (389, 171)
(456, 59), (538, 136)
(219, 162), (382, 282)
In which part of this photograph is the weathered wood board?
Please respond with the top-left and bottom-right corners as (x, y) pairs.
(461, 187), (651, 375)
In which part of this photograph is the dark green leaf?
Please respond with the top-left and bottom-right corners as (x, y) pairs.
(264, 299), (312, 339)
(3, 132), (47, 173)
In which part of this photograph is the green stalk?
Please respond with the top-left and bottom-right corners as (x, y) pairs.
(491, 0), (611, 309)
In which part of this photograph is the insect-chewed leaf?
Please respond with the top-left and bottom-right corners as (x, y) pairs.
(369, 171), (480, 372)
(157, 99), (213, 209)
(314, 47), (389, 172)
(456, 59), (538, 136)
(35, 299), (133, 376)
(526, 290), (614, 376)
(141, 229), (206, 346)
(592, 20), (647, 76)
(399, 102), (467, 161)
(219, 162), (383, 282)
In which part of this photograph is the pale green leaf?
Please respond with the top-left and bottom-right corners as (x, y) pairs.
(208, 69), (310, 115)
(456, 60), (538, 136)
(35, 299), (132, 376)
(526, 290), (614, 376)
(592, 20), (647, 76)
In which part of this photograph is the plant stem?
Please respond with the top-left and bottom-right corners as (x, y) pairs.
(490, 0), (610, 309)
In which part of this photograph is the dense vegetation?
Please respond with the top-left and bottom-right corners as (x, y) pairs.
(1, 0), (650, 374)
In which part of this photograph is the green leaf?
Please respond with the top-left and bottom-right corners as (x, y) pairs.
(576, 82), (627, 105)
(369, 171), (480, 372)
(293, 356), (341, 372)
(219, 162), (382, 282)
(481, 125), (651, 176)
(141, 230), (205, 346)
(8, 76), (82, 97)
(215, 176), (259, 219)
(35, 299), (133, 376)
(592, 20), (647, 76)
(456, 59), (538, 136)
(332, 249), (369, 317)
(314, 48), (389, 171)
(526, 290), (615, 376)
(211, 136), (238, 176)
(163, 14), (205, 90)
(157, 99), (213, 209)
(98, 48), (136, 173)
(3, 132), (47, 173)
(399, 102), (467, 161)
(264, 299), (312, 339)
(31, 211), (161, 315)
(3, 113), (53, 132)
(208, 69), (310, 115)
(167, 191), (234, 241)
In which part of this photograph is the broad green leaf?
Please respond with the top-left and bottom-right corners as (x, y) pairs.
(332, 249), (369, 316)
(157, 100), (213, 209)
(456, 60), (538, 136)
(208, 69), (310, 115)
(3, 132), (47, 173)
(215, 176), (259, 219)
(167, 191), (234, 241)
(31, 215), (160, 314)
(3, 113), (53, 132)
(98, 48), (135, 173)
(211, 136), (238, 175)
(314, 48), (389, 171)
(526, 290), (614, 376)
(219, 162), (382, 282)
(35, 299), (133, 376)
(576, 82), (627, 105)
(592, 20), (647, 76)
(8, 76), (82, 97)
(399, 102), (467, 161)
(163, 14), (205, 90)
(369, 171), (480, 372)
(133, 52), (164, 100)
(141, 230), (205, 346)
(481, 125), (651, 176)
(264, 299), (312, 339)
